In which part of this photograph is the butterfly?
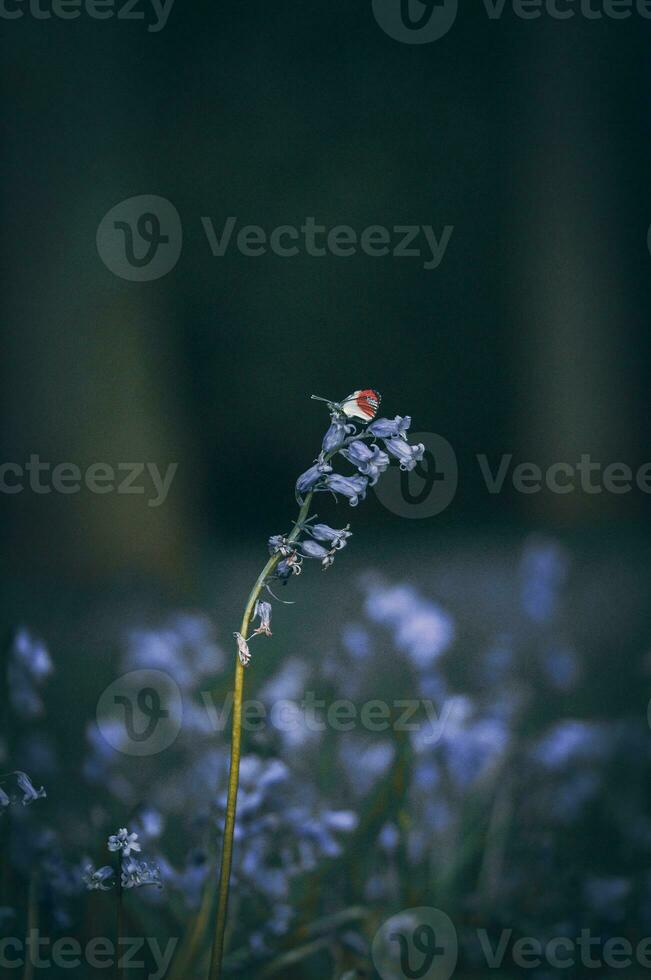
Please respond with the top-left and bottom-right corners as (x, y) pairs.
(311, 389), (382, 423)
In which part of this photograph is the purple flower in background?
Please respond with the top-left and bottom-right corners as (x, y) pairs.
(367, 415), (411, 439)
(0, 786), (10, 809)
(309, 523), (352, 550)
(8, 628), (53, 720)
(340, 440), (389, 485)
(83, 865), (114, 891)
(322, 473), (368, 506)
(295, 460), (333, 501)
(322, 418), (355, 453)
(108, 828), (141, 857)
(121, 858), (163, 890)
(383, 438), (425, 471)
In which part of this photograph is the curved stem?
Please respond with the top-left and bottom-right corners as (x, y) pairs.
(209, 492), (314, 979)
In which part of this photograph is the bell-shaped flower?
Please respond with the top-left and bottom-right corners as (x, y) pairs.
(295, 461), (333, 502)
(383, 438), (425, 472)
(340, 440), (389, 486)
(298, 540), (335, 569)
(322, 418), (355, 454)
(309, 523), (352, 550)
(322, 473), (368, 507)
(367, 415), (411, 440)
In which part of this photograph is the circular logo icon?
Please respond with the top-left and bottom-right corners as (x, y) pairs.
(372, 907), (458, 980)
(96, 195), (182, 281)
(372, 0), (458, 43)
(96, 669), (183, 756)
(374, 432), (458, 518)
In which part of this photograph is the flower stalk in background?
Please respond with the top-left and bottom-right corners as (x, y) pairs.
(209, 390), (424, 979)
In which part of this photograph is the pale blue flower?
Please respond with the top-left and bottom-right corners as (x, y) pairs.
(322, 473), (368, 506)
(322, 418), (355, 453)
(0, 786), (10, 809)
(340, 440), (389, 485)
(16, 771), (47, 806)
(309, 523), (352, 550)
(299, 540), (335, 568)
(108, 828), (141, 857)
(83, 865), (114, 891)
(295, 461), (333, 501)
(383, 438), (425, 471)
(367, 415), (411, 439)
(121, 858), (162, 889)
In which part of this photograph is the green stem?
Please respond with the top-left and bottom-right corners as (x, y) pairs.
(208, 491), (314, 979)
(116, 860), (124, 980)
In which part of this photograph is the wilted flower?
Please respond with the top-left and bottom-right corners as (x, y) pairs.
(321, 473), (368, 506)
(383, 438), (425, 471)
(16, 771), (47, 806)
(309, 523), (352, 550)
(268, 535), (294, 557)
(234, 632), (251, 667)
(367, 415), (411, 439)
(340, 440), (389, 485)
(253, 601), (272, 637)
(83, 865), (114, 891)
(107, 828), (141, 857)
(275, 555), (302, 581)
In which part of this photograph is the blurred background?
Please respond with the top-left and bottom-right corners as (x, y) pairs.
(2, 2), (651, 977)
